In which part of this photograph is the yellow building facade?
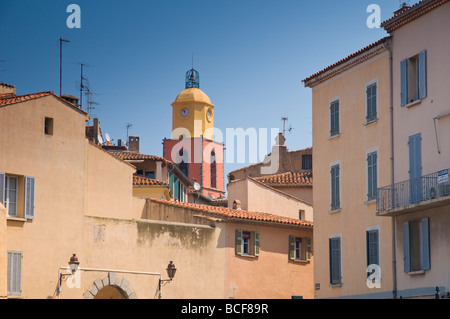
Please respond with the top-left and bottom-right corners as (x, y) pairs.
(303, 38), (394, 298)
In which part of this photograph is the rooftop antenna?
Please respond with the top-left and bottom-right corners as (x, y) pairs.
(281, 117), (294, 136)
(59, 38), (70, 97)
(126, 123), (133, 145)
(85, 89), (99, 125)
(78, 62), (89, 110)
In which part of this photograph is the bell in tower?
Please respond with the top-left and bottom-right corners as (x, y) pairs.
(185, 68), (200, 89)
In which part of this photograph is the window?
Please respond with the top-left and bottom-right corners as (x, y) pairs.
(403, 218), (430, 272)
(366, 82), (377, 122)
(235, 229), (260, 257)
(367, 151), (378, 201)
(144, 171), (155, 179)
(4, 175), (18, 217)
(330, 164), (340, 211)
(329, 236), (341, 285)
(210, 150), (217, 189)
(367, 229), (379, 267)
(44, 117), (54, 135)
(289, 236), (312, 261)
(0, 173), (35, 219)
(330, 99), (340, 137)
(401, 50), (427, 106)
(299, 209), (305, 220)
(179, 161), (188, 177)
(7, 251), (22, 296)
(302, 155), (312, 170)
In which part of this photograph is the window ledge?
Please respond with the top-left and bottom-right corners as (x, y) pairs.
(329, 208), (341, 214)
(404, 98), (424, 108)
(291, 259), (311, 264)
(364, 118), (378, 126)
(365, 199), (377, 205)
(407, 270), (426, 276)
(328, 133), (341, 140)
(330, 283), (342, 288)
(237, 254), (258, 259)
(7, 217), (28, 223)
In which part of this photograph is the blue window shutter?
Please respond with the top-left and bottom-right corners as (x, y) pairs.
(403, 222), (411, 272)
(0, 172), (5, 207)
(401, 59), (408, 106)
(169, 172), (174, 194)
(24, 176), (35, 219)
(420, 218), (430, 270)
(418, 50), (427, 100)
(174, 177), (179, 200)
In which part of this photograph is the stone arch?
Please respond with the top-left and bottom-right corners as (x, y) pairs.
(84, 272), (137, 299)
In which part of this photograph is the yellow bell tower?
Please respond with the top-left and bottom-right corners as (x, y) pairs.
(171, 69), (215, 140)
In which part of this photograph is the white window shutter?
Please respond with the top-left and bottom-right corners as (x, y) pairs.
(235, 229), (243, 255)
(24, 176), (35, 219)
(306, 237), (312, 261)
(7, 251), (22, 296)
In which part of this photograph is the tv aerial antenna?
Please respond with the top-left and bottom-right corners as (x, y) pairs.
(85, 89), (100, 125)
(77, 62), (89, 110)
(126, 123), (133, 145)
(281, 117), (294, 136)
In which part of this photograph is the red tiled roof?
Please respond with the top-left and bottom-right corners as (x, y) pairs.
(133, 175), (168, 186)
(150, 198), (313, 228)
(115, 151), (168, 164)
(0, 90), (88, 115)
(254, 171), (312, 186)
(302, 37), (390, 86)
(381, 0), (449, 32)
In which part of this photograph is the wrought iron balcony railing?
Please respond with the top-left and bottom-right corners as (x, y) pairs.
(377, 169), (450, 213)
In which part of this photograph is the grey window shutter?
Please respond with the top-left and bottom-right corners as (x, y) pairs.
(7, 251), (22, 296)
(289, 236), (296, 260)
(235, 229), (243, 255)
(24, 176), (35, 219)
(0, 172), (5, 207)
(401, 59), (408, 106)
(403, 222), (411, 272)
(420, 218), (430, 270)
(329, 238), (341, 284)
(306, 237), (312, 261)
(254, 231), (260, 256)
(418, 50), (427, 100)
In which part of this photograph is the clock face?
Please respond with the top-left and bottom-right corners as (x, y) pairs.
(181, 108), (189, 118)
(207, 109), (212, 120)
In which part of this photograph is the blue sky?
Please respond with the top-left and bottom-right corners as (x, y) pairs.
(0, 0), (412, 178)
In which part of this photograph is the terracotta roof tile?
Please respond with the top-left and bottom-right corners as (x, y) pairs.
(0, 90), (88, 115)
(302, 37), (390, 86)
(150, 198), (313, 228)
(133, 175), (168, 186)
(115, 151), (168, 164)
(254, 171), (312, 186)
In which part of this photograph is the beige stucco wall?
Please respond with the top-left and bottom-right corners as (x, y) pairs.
(224, 222), (314, 299)
(391, 2), (450, 183)
(311, 50), (393, 298)
(388, 2), (450, 297)
(227, 178), (313, 221)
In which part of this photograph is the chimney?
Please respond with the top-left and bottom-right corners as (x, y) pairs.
(394, 2), (411, 15)
(0, 83), (16, 97)
(128, 136), (140, 153)
(232, 200), (242, 210)
(61, 94), (80, 107)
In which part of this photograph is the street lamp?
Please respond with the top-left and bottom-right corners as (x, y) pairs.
(59, 253), (80, 291)
(159, 261), (177, 298)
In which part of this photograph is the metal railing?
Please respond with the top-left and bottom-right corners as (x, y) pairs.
(377, 169), (450, 212)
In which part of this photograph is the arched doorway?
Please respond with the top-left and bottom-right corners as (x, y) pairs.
(94, 285), (128, 299)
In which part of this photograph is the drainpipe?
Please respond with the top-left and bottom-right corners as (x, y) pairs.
(384, 39), (397, 299)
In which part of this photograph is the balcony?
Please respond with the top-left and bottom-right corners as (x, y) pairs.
(377, 169), (450, 216)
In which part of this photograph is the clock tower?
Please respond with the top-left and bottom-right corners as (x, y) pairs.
(163, 68), (225, 200)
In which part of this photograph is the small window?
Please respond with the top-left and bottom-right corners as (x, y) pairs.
(366, 82), (377, 122)
(235, 229), (260, 257)
(45, 117), (54, 135)
(367, 151), (378, 201)
(329, 237), (341, 285)
(330, 100), (340, 137)
(330, 164), (340, 211)
(299, 210), (305, 220)
(302, 155), (312, 170)
(403, 218), (430, 272)
(145, 171), (155, 179)
(210, 150), (217, 189)
(367, 229), (379, 267)
(401, 50), (427, 106)
(7, 251), (22, 296)
(289, 236), (312, 261)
